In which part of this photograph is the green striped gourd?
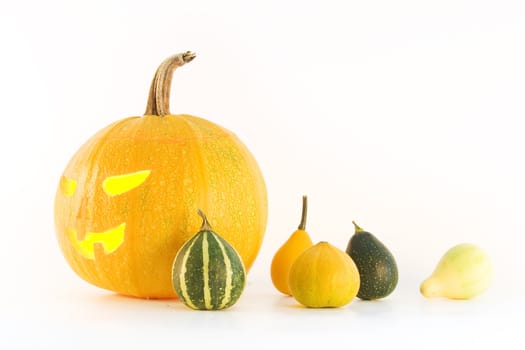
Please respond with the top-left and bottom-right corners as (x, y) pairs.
(172, 210), (246, 310)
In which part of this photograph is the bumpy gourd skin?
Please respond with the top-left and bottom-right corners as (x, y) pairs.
(346, 223), (398, 300)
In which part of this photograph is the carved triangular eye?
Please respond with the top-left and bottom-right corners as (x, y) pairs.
(60, 176), (77, 197)
(102, 170), (151, 196)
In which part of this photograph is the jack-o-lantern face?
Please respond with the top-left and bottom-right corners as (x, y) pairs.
(59, 170), (150, 260)
(54, 52), (268, 299)
(54, 115), (268, 299)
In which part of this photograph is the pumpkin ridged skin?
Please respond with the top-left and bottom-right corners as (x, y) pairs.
(289, 242), (360, 308)
(172, 219), (246, 310)
(54, 52), (267, 299)
(54, 114), (266, 298)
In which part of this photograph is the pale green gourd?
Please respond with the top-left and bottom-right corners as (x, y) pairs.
(420, 243), (493, 300)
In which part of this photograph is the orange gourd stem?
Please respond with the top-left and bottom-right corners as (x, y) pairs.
(144, 51), (196, 116)
(298, 195), (307, 230)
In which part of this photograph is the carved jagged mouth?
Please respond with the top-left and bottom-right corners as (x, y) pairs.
(67, 223), (126, 260)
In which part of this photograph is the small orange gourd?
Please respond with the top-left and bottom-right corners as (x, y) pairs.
(271, 196), (313, 295)
(54, 52), (268, 298)
(289, 242), (360, 308)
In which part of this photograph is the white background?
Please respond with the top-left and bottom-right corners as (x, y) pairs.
(1, 0), (524, 348)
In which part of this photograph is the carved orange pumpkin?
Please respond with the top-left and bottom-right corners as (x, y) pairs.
(54, 52), (268, 298)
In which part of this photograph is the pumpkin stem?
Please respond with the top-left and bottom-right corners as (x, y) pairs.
(144, 51), (196, 116)
(298, 195), (308, 230)
(197, 209), (213, 231)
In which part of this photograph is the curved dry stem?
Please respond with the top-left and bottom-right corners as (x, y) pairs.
(197, 209), (213, 231)
(144, 51), (196, 116)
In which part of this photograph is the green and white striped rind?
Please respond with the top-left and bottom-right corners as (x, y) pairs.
(172, 230), (246, 310)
